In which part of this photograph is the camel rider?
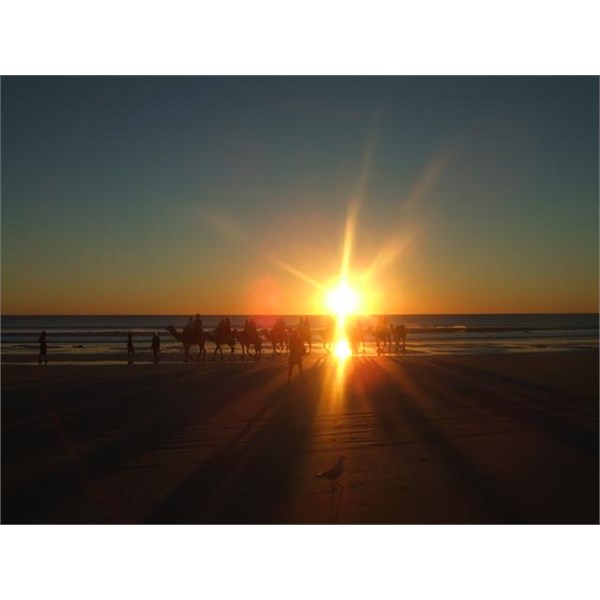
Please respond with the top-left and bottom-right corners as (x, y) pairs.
(276, 318), (286, 336)
(194, 314), (203, 334)
(184, 317), (194, 335)
(249, 318), (257, 337)
(216, 318), (225, 335)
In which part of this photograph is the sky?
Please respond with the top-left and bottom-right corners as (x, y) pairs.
(1, 76), (598, 315)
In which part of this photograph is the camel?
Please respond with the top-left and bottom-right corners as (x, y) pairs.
(205, 329), (236, 360)
(166, 325), (206, 362)
(235, 329), (262, 360)
(391, 323), (407, 354)
(259, 326), (288, 356)
(372, 324), (392, 355)
(347, 318), (365, 355)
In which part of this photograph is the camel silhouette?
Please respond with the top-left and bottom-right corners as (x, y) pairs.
(373, 321), (392, 355)
(205, 329), (236, 360)
(259, 327), (288, 356)
(391, 323), (407, 354)
(235, 329), (263, 360)
(166, 326), (206, 362)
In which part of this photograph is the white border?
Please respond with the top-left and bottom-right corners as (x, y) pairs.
(1, 1), (599, 75)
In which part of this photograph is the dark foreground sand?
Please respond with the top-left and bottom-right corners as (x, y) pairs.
(2, 351), (598, 524)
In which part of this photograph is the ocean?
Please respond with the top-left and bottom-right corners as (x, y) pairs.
(1, 314), (598, 364)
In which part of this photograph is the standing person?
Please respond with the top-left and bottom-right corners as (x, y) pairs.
(38, 330), (48, 366)
(287, 329), (306, 384)
(298, 316), (312, 354)
(398, 323), (407, 355)
(127, 331), (135, 364)
(356, 317), (365, 353)
(151, 332), (161, 364)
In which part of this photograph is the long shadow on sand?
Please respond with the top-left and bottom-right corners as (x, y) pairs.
(1, 363), (287, 523)
(357, 357), (598, 523)
(144, 368), (324, 524)
(416, 356), (599, 455)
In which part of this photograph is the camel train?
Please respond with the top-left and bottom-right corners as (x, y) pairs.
(165, 317), (311, 363)
(166, 316), (407, 363)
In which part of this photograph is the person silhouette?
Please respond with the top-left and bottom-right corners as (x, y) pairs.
(193, 314), (203, 335)
(151, 332), (161, 364)
(249, 318), (258, 337)
(323, 316), (335, 353)
(38, 330), (48, 366)
(287, 329), (306, 384)
(127, 331), (135, 364)
(184, 317), (194, 335)
(356, 317), (365, 353)
(398, 323), (407, 354)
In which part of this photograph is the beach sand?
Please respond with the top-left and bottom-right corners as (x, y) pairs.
(2, 350), (598, 524)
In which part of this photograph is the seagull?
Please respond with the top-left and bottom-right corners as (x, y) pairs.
(317, 456), (346, 490)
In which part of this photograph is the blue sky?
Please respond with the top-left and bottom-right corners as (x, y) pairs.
(2, 76), (598, 314)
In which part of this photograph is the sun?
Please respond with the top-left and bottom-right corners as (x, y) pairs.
(325, 283), (359, 317)
(324, 282), (360, 360)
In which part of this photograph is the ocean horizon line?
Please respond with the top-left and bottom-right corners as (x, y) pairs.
(2, 311), (599, 318)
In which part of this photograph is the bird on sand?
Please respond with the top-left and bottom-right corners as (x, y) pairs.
(317, 456), (346, 489)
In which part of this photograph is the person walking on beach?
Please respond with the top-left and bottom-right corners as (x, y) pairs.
(151, 332), (161, 364)
(127, 331), (135, 364)
(38, 330), (48, 366)
(287, 329), (306, 384)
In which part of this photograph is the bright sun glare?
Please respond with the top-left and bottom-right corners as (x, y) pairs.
(325, 283), (360, 360)
(333, 339), (352, 360)
(326, 283), (359, 317)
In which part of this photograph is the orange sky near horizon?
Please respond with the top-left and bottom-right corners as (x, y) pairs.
(3, 245), (597, 316)
(3, 196), (598, 316)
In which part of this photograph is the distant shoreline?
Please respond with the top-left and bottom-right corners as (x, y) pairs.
(3, 312), (599, 318)
(3, 313), (597, 364)
(2, 346), (598, 366)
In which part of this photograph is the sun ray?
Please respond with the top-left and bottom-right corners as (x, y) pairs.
(259, 251), (324, 290)
(358, 231), (419, 284)
(204, 211), (324, 291)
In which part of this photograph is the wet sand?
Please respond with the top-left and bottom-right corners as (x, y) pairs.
(2, 350), (598, 524)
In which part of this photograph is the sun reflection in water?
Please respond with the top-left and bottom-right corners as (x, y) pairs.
(333, 339), (352, 361)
